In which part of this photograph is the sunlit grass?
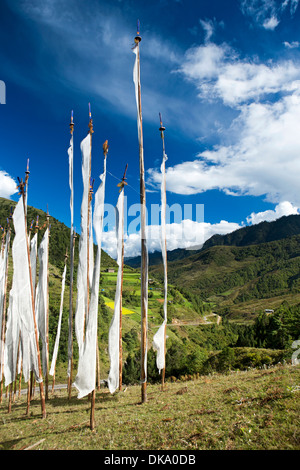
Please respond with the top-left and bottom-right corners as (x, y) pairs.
(1, 364), (299, 450)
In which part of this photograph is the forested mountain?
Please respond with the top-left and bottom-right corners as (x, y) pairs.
(202, 214), (300, 249)
(125, 214), (300, 268)
(1, 196), (299, 381)
(149, 217), (300, 318)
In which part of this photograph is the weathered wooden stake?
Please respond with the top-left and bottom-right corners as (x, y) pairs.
(68, 113), (75, 399)
(134, 25), (148, 404)
(18, 171), (46, 418)
(0, 227), (10, 404)
(159, 113), (168, 392)
(117, 164), (128, 391)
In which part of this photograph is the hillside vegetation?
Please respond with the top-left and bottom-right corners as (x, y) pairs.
(1, 197), (299, 390)
(150, 229), (300, 319)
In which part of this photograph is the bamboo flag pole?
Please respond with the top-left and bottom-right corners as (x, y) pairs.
(159, 113), (168, 391)
(30, 215), (39, 400)
(90, 140), (108, 430)
(133, 21), (148, 404)
(117, 164), (128, 391)
(51, 248), (68, 394)
(0, 222), (11, 404)
(87, 103), (93, 319)
(17, 172), (46, 419)
(45, 206), (50, 400)
(68, 111), (75, 399)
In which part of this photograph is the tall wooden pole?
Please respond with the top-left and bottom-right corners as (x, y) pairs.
(18, 173), (46, 418)
(52, 248), (68, 395)
(0, 225), (10, 404)
(117, 164), (128, 391)
(87, 106), (94, 407)
(159, 113), (168, 391)
(87, 103), (93, 319)
(89, 140), (108, 431)
(30, 216), (39, 401)
(68, 112), (75, 399)
(134, 22), (148, 404)
(44, 207), (50, 400)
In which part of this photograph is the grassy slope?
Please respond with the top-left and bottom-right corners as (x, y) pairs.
(0, 363), (299, 450)
(150, 237), (300, 320)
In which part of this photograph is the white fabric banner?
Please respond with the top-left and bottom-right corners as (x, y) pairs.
(0, 231), (10, 378)
(133, 43), (149, 382)
(3, 292), (20, 386)
(108, 188), (124, 394)
(132, 47), (142, 146)
(68, 134), (74, 231)
(89, 205), (94, 290)
(0, 231), (9, 339)
(74, 158), (106, 399)
(49, 263), (67, 376)
(75, 133), (90, 356)
(35, 227), (49, 375)
(30, 232), (38, 296)
(153, 152), (168, 372)
(68, 133), (74, 377)
(4, 198), (41, 386)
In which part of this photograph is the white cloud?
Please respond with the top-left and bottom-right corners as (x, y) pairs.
(178, 42), (300, 106)
(198, 18), (224, 43)
(283, 40), (300, 48)
(263, 15), (279, 29)
(239, 0), (299, 30)
(102, 219), (241, 259)
(148, 90), (300, 207)
(246, 201), (299, 224)
(0, 171), (17, 199)
(9, 0), (182, 126)
(103, 201), (300, 259)
(152, 40), (300, 208)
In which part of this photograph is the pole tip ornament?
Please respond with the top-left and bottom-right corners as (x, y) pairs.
(88, 103), (94, 134)
(135, 19), (141, 43)
(159, 112), (165, 132)
(103, 140), (109, 156)
(70, 110), (74, 134)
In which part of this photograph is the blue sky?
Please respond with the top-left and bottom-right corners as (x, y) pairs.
(1, 0), (300, 258)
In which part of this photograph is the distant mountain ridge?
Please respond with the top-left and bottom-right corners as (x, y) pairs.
(202, 214), (300, 249)
(125, 214), (300, 268)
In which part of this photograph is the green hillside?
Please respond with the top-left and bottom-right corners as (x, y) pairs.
(150, 230), (300, 321)
(1, 196), (299, 386)
(0, 197), (116, 270)
(125, 214), (300, 269)
(0, 197), (208, 380)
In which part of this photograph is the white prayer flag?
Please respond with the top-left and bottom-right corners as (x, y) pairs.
(73, 158), (106, 399)
(35, 228), (49, 375)
(153, 152), (168, 372)
(67, 132), (74, 377)
(4, 198), (41, 386)
(133, 47), (142, 146)
(30, 232), (38, 296)
(75, 133), (90, 355)
(0, 230), (9, 378)
(108, 188), (124, 394)
(89, 205), (94, 290)
(3, 292), (20, 386)
(133, 43), (149, 383)
(68, 133), (74, 231)
(49, 263), (67, 376)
